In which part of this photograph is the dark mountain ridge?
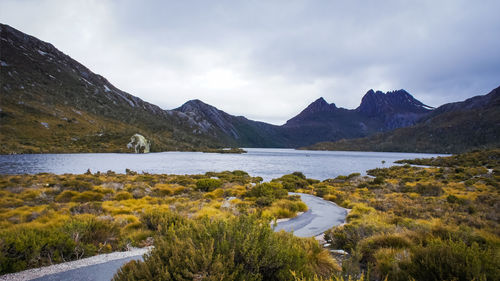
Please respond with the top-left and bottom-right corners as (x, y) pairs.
(270, 89), (433, 147)
(302, 86), (500, 153)
(176, 88), (433, 148)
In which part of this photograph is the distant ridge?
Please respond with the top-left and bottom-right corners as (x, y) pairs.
(302, 86), (500, 153)
(176, 89), (433, 148)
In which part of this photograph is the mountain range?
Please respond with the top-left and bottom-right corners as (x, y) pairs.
(1, 23), (498, 154)
(302, 86), (500, 153)
(175, 89), (434, 148)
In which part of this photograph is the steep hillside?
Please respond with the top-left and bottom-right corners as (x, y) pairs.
(0, 24), (222, 153)
(302, 86), (500, 153)
(175, 99), (286, 147)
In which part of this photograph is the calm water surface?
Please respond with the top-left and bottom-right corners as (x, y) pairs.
(0, 148), (445, 181)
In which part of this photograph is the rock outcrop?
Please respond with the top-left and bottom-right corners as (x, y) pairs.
(127, 134), (150, 153)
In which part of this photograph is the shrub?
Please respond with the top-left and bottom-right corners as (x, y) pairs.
(113, 216), (339, 281)
(70, 202), (103, 215)
(405, 239), (500, 281)
(372, 176), (385, 185)
(195, 178), (222, 192)
(358, 233), (412, 264)
(0, 216), (120, 274)
(347, 173), (361, 179)
(415, 183), (443, 196)
(62, 180), (93, 192)
(0, 225), (75, 273)
(70, 191), (104, 202)
(314, 185), (331, 198)
(63, 216), (120, 255)
(152, 184), (173, 197)
(114, 191), (133, 201)
(140, 209), (186, 232)
(55, 190), (78, 202)
(373, 248), (411, 281)
(272, 173), (311, 191)
(246, 182), (287, 200)
(255, 196), (274, 206)
(446, 194), (465, 205)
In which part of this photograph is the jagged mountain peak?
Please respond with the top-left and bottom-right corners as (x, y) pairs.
(357, 89), (432, 116)
(283, 97), (337, 127)
(302, 97), (337, 114)
(179, 99), (215, 110)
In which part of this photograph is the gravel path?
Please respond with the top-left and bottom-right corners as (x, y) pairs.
(274, 192), (348, 237)
(0, 247), (152, 281)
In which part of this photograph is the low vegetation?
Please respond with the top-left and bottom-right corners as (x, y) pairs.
(291, 149), (499, 281)
(395, 148), (500, 168)
(1, 149), (499, 280)
(0, 170), (308, 275)
(113, 215), (338, 281)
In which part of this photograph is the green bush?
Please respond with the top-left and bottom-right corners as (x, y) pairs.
(114, 191), (133, 201)
(415, 183), (443, 196)
(255, 196), (274, 207)
(446, 194), (465, 205)
(358, 233), (412, 264)
(113, 216), (339, 281)
(195, 178), (222, 192)
(272, 172), (311, 191)
(140, 210), (186, 232)
(372, 176), (385, 185)
(55, 190), (78, 202)
(0, 216), (120, 274)
(246, 182), (288, 202)
(70, 202), (103, 215)
(405, 239), (500, 281)
(0, 226), (75, 273)
(70, 191), (104, 202)
(62, 180), (93, 192)
(63, 216), (120, 251)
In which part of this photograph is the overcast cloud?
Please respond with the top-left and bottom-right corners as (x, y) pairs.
(2, 0), (499, 124)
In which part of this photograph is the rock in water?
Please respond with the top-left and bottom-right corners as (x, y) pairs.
(127, 134), (150, 153)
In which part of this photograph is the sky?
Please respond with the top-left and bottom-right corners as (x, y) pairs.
(1, 0), (499, 125)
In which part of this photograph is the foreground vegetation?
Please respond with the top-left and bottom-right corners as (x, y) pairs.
(294, 149), (499, 281)
(1, 149), (499, 280)
(113, 215), (338, 281)
(0, 170), (310, 274)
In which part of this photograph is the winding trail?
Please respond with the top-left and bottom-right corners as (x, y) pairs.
(274, 193), (348, 237)
(0, 248), (151, 281)
(1, 193), (347, 281)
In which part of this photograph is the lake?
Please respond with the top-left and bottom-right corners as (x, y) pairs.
(0, 148), (445, 181)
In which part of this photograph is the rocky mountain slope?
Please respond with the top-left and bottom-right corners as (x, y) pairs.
(176, 90), (434, 148)
(175, 99), (285, 147)
(0, 24), (222, 153)
(277, 90), (433, 147)
(302, 86), (500, 153)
